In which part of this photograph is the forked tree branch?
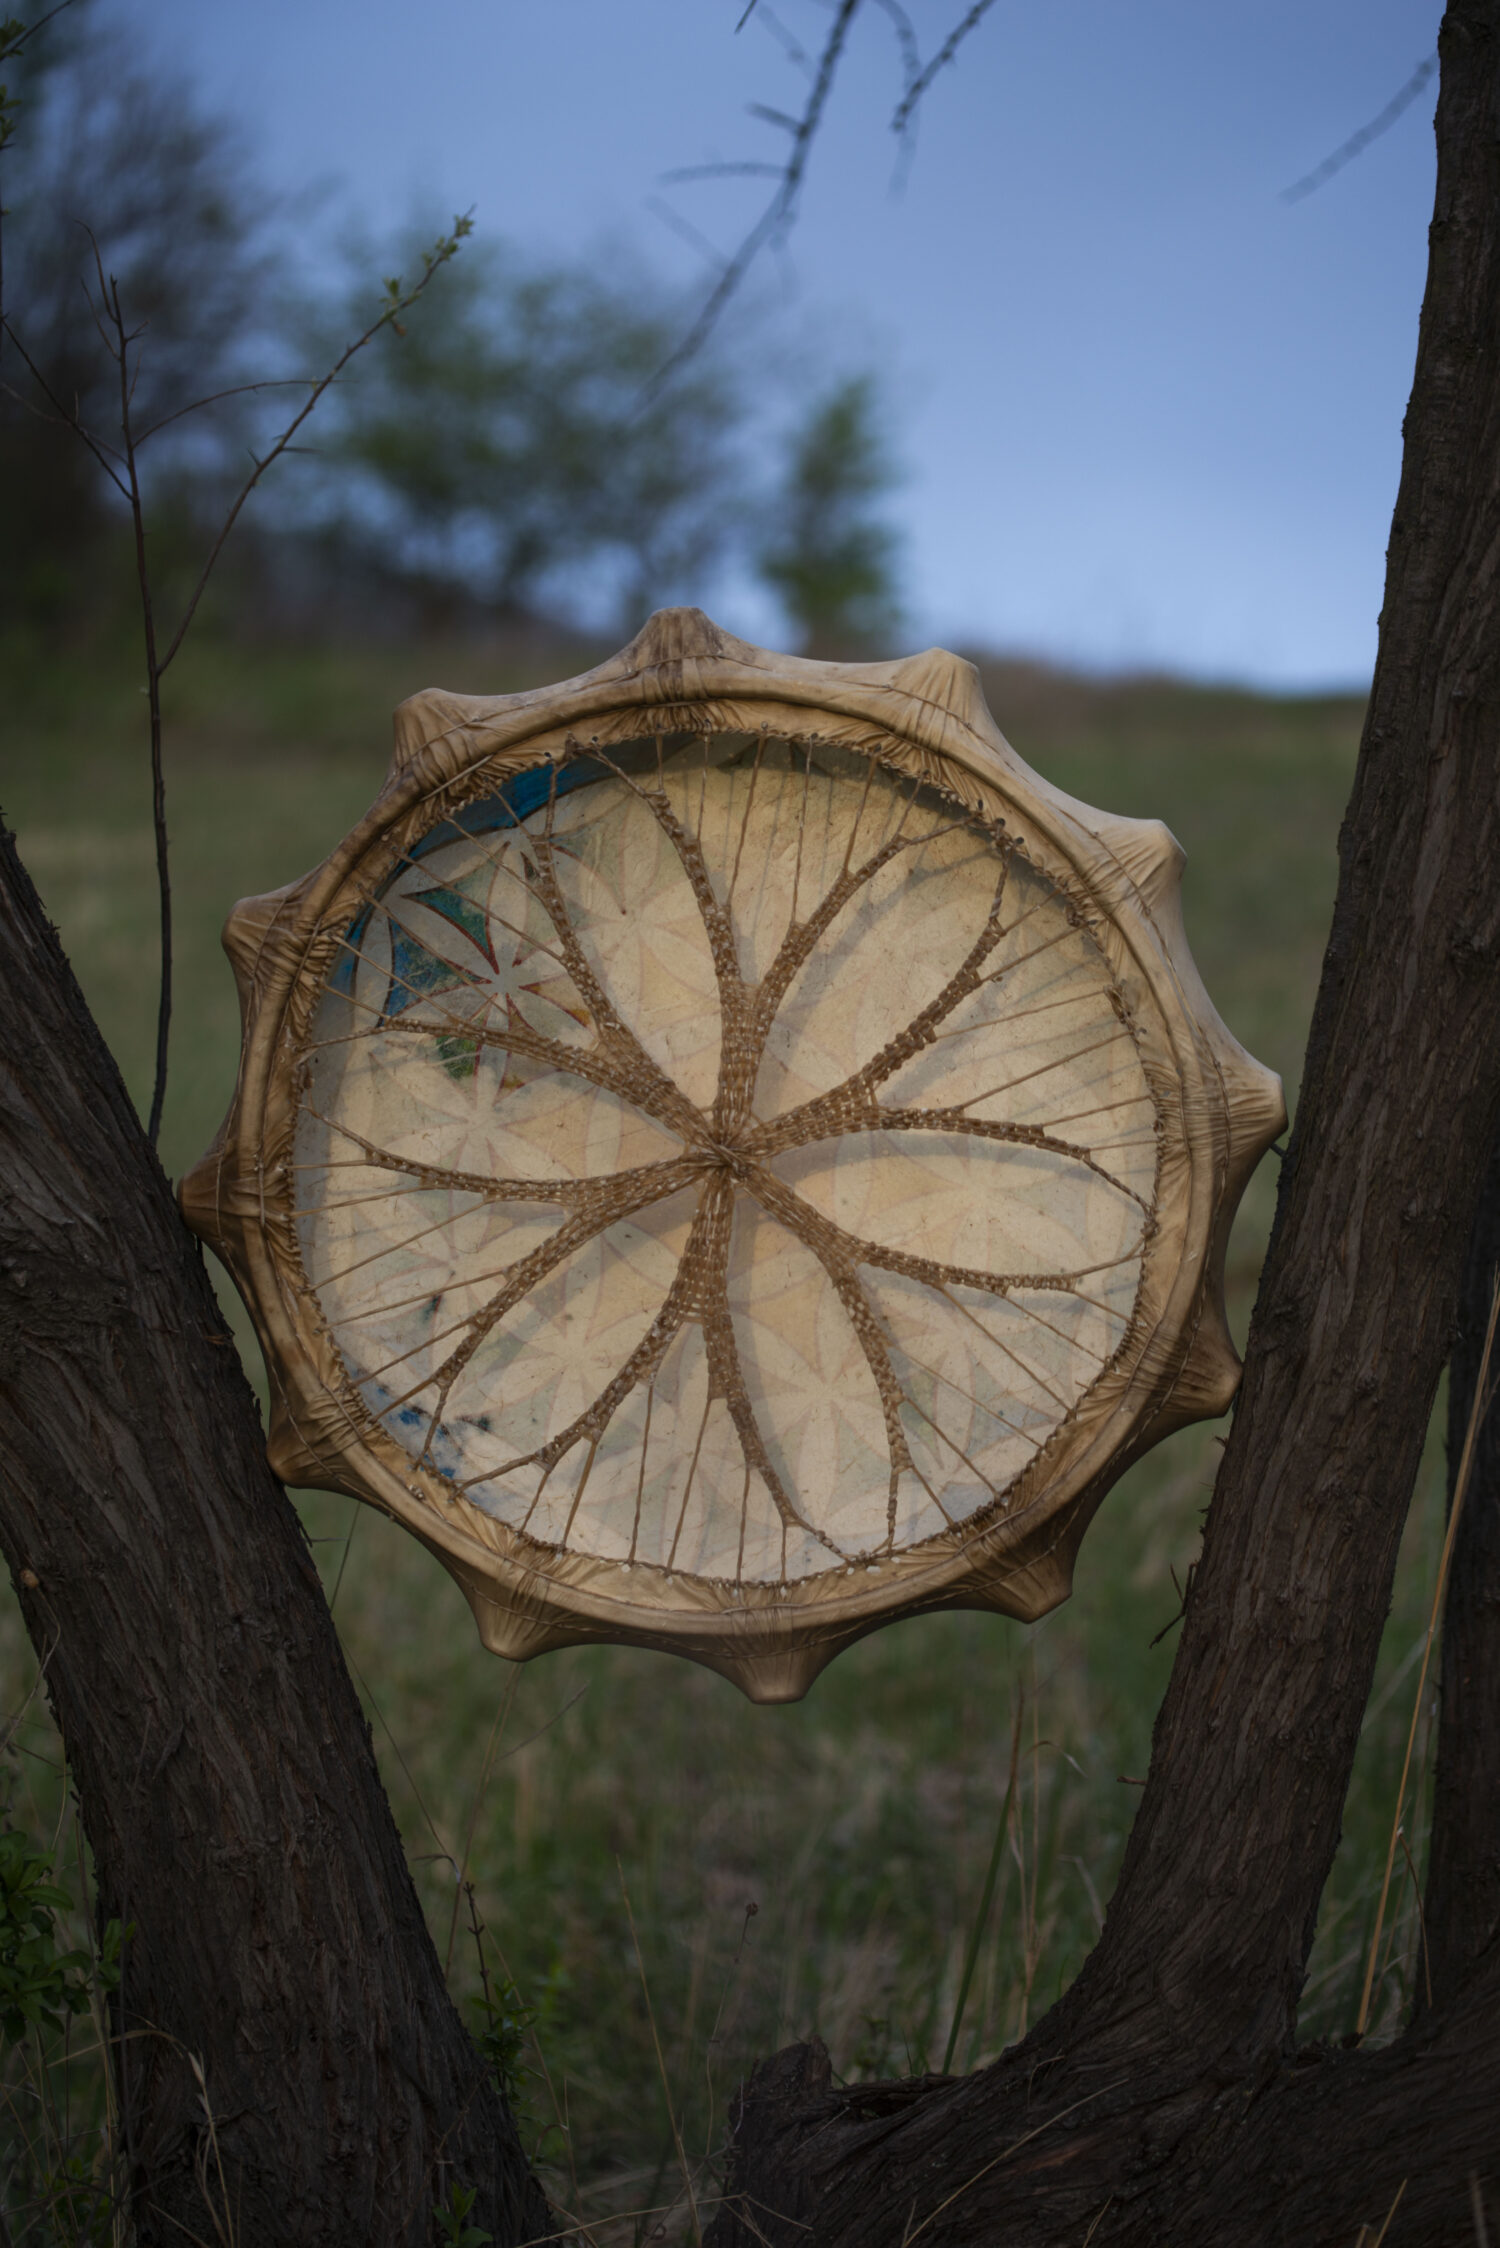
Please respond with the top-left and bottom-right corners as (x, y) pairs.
(649, 0), (1001, 393)
(888, 0), (999, 140)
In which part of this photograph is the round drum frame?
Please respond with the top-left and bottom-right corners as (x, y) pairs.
(181, 608), (1284, 1701)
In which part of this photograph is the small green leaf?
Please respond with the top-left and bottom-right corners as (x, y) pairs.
(434, 2184), (493, 2247)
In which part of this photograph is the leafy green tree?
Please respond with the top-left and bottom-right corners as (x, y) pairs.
(311, 232), (750, 629)
(757, 372), (902, 653)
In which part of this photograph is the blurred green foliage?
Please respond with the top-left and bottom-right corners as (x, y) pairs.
(0, 1833), (98, 2049)
(0, 1793), (128, 2237)
(305, 232), (752, 630)
(758, 374), (902, 651)
(434, 2183), (493, 2248)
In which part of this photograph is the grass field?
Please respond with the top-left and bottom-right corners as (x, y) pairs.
(0, 626), (1448, 2237)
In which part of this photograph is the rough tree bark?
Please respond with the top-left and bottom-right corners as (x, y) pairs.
(0, 826), (550, 2244)
(711, 4), (1500, 2241)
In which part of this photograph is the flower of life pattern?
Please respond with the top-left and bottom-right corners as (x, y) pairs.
(293, 734), (1158, 1590)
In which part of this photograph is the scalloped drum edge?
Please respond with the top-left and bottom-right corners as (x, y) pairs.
(180, 608), (1285, 1703)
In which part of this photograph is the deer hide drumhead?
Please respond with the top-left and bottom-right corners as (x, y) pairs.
(182, 613), (1284, 1701)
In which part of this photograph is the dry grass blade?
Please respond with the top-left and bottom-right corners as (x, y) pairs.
(618, 1858), (702, 2246)
(902, 2079), (1126, 2243)
(942, 1688), (1024, 2073)
(704, 1900), (759, 2164)
(1356, 1275), (1500, 2034)
(188, 2052), (238, 2248)
(1360, 2177), (1408, 2246)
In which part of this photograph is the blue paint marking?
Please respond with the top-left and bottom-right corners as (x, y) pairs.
(329, 757), (607, 998)
(328, 903), (373, 999)
(405, 757), (607, 863)
(383, 926), (475, 1021)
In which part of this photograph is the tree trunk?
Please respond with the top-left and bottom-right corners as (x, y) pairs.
(0, 821), (550, 2244)
(711, 3), (1500, 2238)
(1424, 1129), (1500, 2010)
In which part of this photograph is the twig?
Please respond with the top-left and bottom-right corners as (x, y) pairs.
(1281, 55), (1436, 204)
(327, 1499), (360, 1612)
(83, 242), (175, 1147)
(1148, 1558), (1197, 1647)
(155, 214), (473, 677)
(134, 377), (315, 448)
(188, 2052), (238, 2248)
(870, 0), (920, 117)
(647, 0), (860, 400)
(444, 1667), (519, 1980)
(890, 0), (1001, 140)
(0, 199), (472, 1143)
(0, 5), (78, 488)
(343, 1643), (455, 1882)
(1356, 1275), (1500, 2035)
(1367, 2178), (1408, 2247)
(654, 0), (1000, 389)
(0, 323), (128, 494)
(903, 2079), (1128, 2243)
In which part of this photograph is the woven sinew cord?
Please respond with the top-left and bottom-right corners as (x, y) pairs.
(292, 732), (1159, 1595)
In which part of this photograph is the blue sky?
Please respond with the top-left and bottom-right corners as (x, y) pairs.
(116, 0), (1441, 686)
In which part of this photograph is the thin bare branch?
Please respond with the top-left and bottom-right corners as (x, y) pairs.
(0, 328), (129, 493)
(1281, 53), (1437, 205)
(79, 238), (175, 1151)
(645, 195), (732, 273)
(890, 0), (1002, 139)
(644, 0), (862, 399)
(133, 376), (317, 448)
(0, 0), (74, 67)
(870, 0), (921, 126)
(659, 162), (785, 184)
(654, 0), (998, 388)
(6, 204), (473, 1144)
(156, 213), (474, 675)
(749, 5), (813, 74)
